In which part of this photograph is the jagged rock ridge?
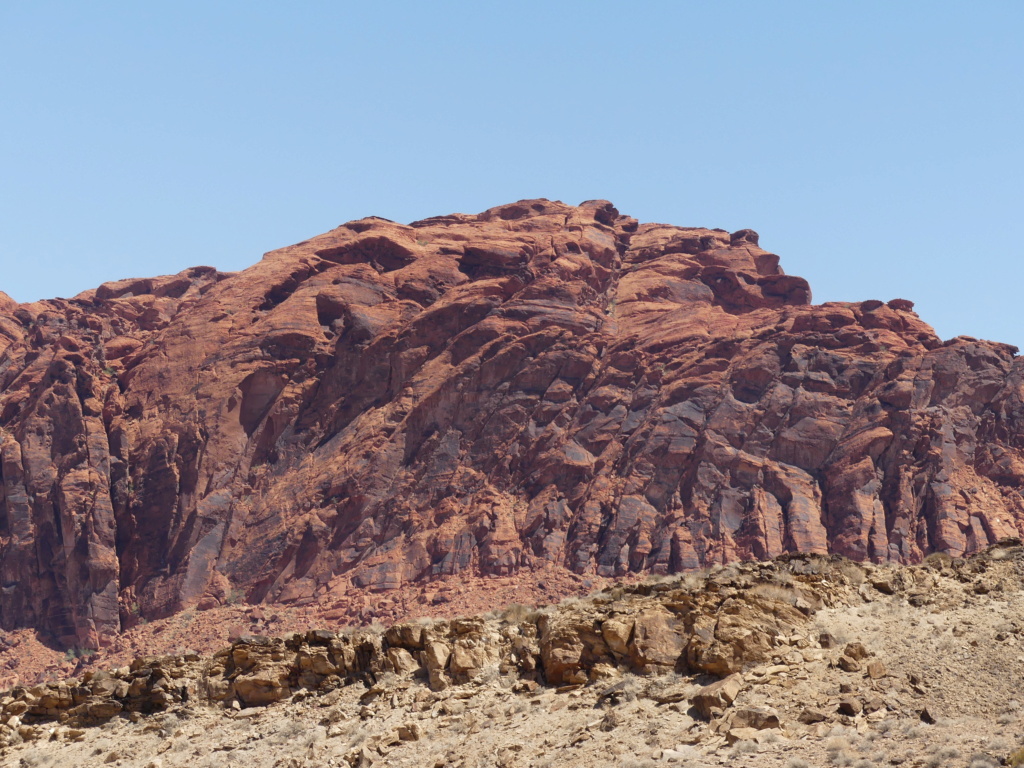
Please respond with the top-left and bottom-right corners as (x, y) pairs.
(0, 198), (1022, 649)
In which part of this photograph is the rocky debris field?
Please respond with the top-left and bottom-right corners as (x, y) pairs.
(0, 567), (604, 692)
(3, 198), (1024, 653)
(5, 544), (1024, 767)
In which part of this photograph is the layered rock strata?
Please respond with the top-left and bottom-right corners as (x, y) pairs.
(0, 552), (880, 733)
(1, 199), (1022, 649)
(3, 544), (1022, 752)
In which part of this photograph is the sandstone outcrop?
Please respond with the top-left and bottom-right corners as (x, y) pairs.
(4, 545), (1024, 766)
(1, 198), (1022, 649)
(0, 553), (874, 734)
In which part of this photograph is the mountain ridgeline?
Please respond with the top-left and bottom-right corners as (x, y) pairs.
(0, 198), (1022, 650)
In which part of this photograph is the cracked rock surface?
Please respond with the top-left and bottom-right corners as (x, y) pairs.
(1, 198), (1023, 650)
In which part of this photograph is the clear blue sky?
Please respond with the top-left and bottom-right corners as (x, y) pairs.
(2, 2), (1021, 348)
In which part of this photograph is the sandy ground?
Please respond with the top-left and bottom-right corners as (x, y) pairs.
(5, 550), (1024, 767)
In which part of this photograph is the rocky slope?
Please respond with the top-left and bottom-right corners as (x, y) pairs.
(1, 198), (1023, 651)
(4, 546), (1024, 767)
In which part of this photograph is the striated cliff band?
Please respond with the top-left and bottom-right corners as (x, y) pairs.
(0, 198), (1022, 651)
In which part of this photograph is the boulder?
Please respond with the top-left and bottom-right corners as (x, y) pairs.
(692, 674), (744, 719)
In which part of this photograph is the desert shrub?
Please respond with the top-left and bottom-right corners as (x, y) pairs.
(837, 559), (866, 585)
(989, 738), (1011, 753)
(64, 647), (96, 661)
(773, 569), (796, 586)
(731, 740), (758, 755)
(1008, 747), (1024, 768)
(500, 603), (533, 623)
(825, 736), (850, 754)
(923, 551), (953, 570)
(989, 546), (1010, 561)
(875, 718), (896, 734)
(750, 583), (800, 605)
(786, 760), (810, 768)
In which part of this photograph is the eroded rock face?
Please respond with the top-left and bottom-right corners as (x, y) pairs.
(0, 199), (1023, 648)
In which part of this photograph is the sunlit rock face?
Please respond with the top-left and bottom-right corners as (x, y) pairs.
(1, 198), (1021, 648)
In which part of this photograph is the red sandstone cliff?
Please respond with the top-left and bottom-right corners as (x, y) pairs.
(1, 199), (1022, 649)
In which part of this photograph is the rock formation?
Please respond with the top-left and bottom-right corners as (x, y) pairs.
(4, 546), (1024, 766)
(1, 198), (1022, 649)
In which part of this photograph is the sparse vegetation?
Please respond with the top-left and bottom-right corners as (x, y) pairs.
(63, 647), (96, 662)
(750, 582), (801, 605)
(499, 603), (532, 623)
(924, 551), (954, 570)
(7, 544), (1024, 764)
(731, 739), (758, 756)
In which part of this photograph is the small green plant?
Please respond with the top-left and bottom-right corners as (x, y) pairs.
(103, 366), (117, 376)
(64, 647), (97, 661)
(226, 588), (245, 605)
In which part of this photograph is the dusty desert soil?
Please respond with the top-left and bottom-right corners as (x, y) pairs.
(4, 548), (1024, 768)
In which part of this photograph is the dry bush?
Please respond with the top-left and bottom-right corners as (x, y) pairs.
(773, 569), (796, 586)
(837, 560), (866, 585)
(923, 551), (953, 570)
(989, 737), (1011, 753)
(731, 739), (758, 756)
(875, 718), (896, 734)
(499, 603), (533, 623)
(826, 735), (852, 754)
(750, 583), (800, 606)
